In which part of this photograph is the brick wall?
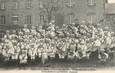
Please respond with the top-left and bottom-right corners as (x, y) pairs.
(0, 0), (106, 29)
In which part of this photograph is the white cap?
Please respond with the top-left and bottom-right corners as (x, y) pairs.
(80, 39), (85, 44)
(72, 23), (75, 25)
(49, 23), (52, 25)
(107, 32), (111, 36)
(31, 26), (36, 29)
(24, 24), (28, 28)
(51, 20), (55, 23)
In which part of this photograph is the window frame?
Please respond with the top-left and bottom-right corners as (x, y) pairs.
(0, 2), (6, 10)
(0, 15), (6, 24)
(12, 15), (19, 24)
(87, 12), (96, 24)
(25, 15), (32, 25)
(87, 0), (96, 6)
(12, 1), (19, 10)
(25, 0), (32, 9)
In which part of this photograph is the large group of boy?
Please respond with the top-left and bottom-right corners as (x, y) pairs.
(0, 20), (115, 64)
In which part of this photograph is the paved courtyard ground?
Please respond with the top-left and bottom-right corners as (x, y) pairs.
(0, 59), (115, 70)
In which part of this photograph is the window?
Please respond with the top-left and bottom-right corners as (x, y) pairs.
(87, 0), (96, 6)
(12, 2), (19, 9)
(0, 15), (5, 24)
(26, 0), (32, 9)
(25, 15), (32, 24)
(0, 2), (6, 10)
(65, 0), (75, 8)
(12, 16), (19, 24)
(39, 1), (44, 9)
(67, 12), (75, 24)
(50, 0), (58, 3)
(87, 13), (96, 24)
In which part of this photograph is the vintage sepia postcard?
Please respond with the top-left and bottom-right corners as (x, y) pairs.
(0, 0), (115, 73)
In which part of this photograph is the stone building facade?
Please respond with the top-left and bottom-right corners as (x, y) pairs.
(105, 3), (115, 32)
(0, 0), (107, 29)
